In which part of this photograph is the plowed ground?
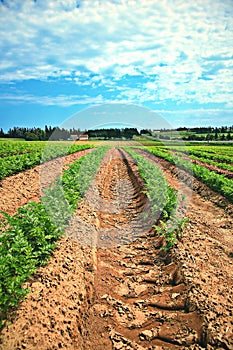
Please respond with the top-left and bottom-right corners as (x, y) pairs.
(0, 148), (232, 350)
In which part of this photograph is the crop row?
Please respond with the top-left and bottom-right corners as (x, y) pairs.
(188, 154), (233, 172)
(0, 141), (93, 158)
(166, 148), (233, 172)
(162, 144), (232, 163)
(126, 148), (187, 251)
(125, 148), (188, 250)
(125, 148), (177, 221)
(0, 146), (109, 328)
(145, 146), (233, 203)
(173, 148), (232, 166)
(185, 145), (233, 156)
(0, 141), (46, 158)
(0, 143), (93, 180)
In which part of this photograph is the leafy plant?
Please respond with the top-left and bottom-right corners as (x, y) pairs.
(154, 217), (189, 251)
(146, 146), (233, 203)
(0, 142), (93, 180)
(0, 146), (108, 328)
(124, 147), (178, 222)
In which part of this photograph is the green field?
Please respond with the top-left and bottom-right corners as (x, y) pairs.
(0, 140), (94, 180)
(143, 144), (233, 203)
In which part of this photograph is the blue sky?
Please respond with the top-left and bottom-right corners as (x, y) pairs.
(0, 0), (233, 131)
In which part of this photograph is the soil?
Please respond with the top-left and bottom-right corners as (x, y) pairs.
(0, 147), (233, 349)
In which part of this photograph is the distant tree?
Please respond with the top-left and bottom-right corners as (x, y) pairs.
(87, 127), (139, 140)
(25, 132), (39, 141)
(140, 129), (152, 136)
(49, 127), (69, 140)
(0, 128), (5, 137)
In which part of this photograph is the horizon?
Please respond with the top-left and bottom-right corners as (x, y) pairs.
(0, 1), (233, 130)
(1, 123), (233, 134)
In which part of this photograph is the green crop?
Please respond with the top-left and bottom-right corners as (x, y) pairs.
(124, 148), (189, 251)
(154, 217), (189, 251)
(0, 146), (108, 328)
(146, 146), (233, 203)
(124, 148), (178, 221)
(0, 142), (93, 180)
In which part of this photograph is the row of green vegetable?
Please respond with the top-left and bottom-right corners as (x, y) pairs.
(0, 145), (186, 328)
(0, 141), (46, 158)
(0, 146), (109, 328)
(145, 146), (233, 203)
(0, 143), (93, 180)
(0, 141), (94, 158)
(124, 147), (188, 250)
(144, 143), (232, 161)
(188, 154), (233, 172)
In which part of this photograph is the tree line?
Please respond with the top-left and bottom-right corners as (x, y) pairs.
(0, 126), (81, 141)
(0, 124), (232, 141)
(177, 126), (233, 134)
(177, 126), (233, 141)
(0, 126), (140, 140)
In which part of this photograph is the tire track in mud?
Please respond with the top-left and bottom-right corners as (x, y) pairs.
(67, 148), (203, 349)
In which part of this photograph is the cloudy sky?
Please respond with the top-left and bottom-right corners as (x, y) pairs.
(0, 0), (233, 131)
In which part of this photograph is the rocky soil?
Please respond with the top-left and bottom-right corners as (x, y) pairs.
(0, 147), (232, 349)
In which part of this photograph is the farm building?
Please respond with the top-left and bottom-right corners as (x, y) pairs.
(69, 134), (78, 141)
(79, 134), (89, 141)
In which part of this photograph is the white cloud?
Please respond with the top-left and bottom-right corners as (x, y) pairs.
(0, 92), (113, 106)
(0, 0), (233, 107)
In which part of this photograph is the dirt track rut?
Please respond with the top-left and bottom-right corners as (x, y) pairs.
(67, 148), (203, 349)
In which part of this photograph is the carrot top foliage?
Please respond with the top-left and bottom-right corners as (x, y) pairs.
(0, 141), (93, 180)
(0, 146), (109, 329)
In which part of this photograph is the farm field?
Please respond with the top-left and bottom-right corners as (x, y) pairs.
(142, 144), (233, 203)
(0, 140), (98, 180)
(0, 141), (232, 349)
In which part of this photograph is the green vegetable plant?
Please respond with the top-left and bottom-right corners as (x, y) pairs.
(124, 147), (189, 252)
(0, 142), (93, 180)
(154, 217), (189, 251)
(124, 147), (178, 221)
(0, 146), (108, 329)
(146, 146), (233, 203)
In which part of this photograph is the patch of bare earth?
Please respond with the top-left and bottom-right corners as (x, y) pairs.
(0, 148), (232, 349)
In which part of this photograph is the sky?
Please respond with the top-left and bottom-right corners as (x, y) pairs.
(0, 0), (233, 132)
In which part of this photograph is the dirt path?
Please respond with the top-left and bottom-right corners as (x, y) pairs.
(0, 148), (232, 349)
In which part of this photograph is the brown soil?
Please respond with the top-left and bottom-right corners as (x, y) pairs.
(0, 148), (233, 349)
